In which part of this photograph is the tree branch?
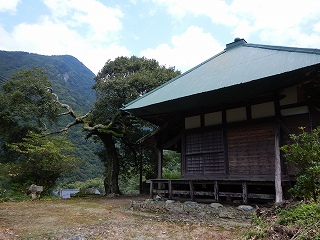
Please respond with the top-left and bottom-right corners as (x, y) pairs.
(48, 88), (126, 139)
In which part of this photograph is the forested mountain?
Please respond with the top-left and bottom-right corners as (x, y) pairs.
(0, 50), (104, 184)
(0, 51), (95, 113)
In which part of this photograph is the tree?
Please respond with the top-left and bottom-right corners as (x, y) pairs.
(55, 56), (181, 194)
(0, 67), (59, 154)
(0, 68), (79, 194)
(8, 132), (80, 193)
(281, 127), (320, 201)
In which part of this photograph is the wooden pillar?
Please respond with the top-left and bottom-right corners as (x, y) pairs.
(157, 149), (163, 191)
(189, 180), (195, 201)
(168, 180), (173, 199)
(150, 181), (154, 199)
(157, 149), (163, 179)
(242, 182), (248, 204)
(214, 181), (219, 202)
(275, 120), (283, 203)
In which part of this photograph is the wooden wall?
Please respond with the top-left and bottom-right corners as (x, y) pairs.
(228, 122), (275, 175)
(181, 84), (315, 180)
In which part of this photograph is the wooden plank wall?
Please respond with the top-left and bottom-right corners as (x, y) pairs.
(228, 122), (275, 175)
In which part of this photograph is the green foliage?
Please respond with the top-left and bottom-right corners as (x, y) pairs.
(0, 58), (103, 196)
(57, 177), (105, 194)
(247, 202), (320, 239)
(7, 132), (81, 194)
(281, 127), (320, 201)
(93, 56), (180, 123)
(278, 202), (320, 226)
(0, 67), (60, 166)
(162, 169), (181, 179)
(163, 150), (181, 179)
(119, 174), (142, 194)
(2, 67), (58, 119)
(55, 127), (105, 186)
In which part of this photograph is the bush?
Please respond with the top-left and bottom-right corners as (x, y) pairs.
(281, 127), (320, 201)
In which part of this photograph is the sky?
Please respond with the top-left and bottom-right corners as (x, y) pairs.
(1, 0), (320, 75)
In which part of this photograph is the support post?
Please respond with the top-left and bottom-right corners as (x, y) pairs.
(189, 181), (195, 201)
(150, 181), (154, 199)
(275, 120), (283, 203)
(214, 181), (219, 202)
(242, 182), (248, 204)
(168, 180), (173, 199)
(157, 149), (163, 191)
(157, 149), (163, 179)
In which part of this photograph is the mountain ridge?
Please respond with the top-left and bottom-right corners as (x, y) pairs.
(0, 50), (96, 113)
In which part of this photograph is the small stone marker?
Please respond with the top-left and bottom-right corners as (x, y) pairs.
(29, 184), (43, 200)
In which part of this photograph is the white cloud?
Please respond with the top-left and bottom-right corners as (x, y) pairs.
(10, 18), (82, 53)
(44, 0), (123, 42)
(230, 0), (320, 44)
(0, 0), (20, 13)
(141, 26), (223, 72)
(152, 0), (238, 26)
(152, 0), (320, 48)
(314, 22), (320, 33)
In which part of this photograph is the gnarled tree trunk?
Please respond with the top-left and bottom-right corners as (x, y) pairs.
(99, 133), (120, 195)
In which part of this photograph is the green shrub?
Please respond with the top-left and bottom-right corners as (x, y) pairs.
(245, 202), (320, 239)
(162, 168), (181, 179)
(281, 127), (320, 201)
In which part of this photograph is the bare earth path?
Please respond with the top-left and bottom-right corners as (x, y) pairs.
(0, 195), (248, 240)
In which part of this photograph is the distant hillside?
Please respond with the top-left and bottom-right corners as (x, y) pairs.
(0, 51), (96, 113)
(0, 50), (104, 184)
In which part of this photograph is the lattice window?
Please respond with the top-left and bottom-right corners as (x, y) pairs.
(185, 129), (225, 175)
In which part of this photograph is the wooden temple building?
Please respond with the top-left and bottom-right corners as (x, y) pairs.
(123, 38), (320, 203)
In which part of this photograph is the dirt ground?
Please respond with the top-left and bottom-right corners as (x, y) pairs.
(0, 195), (250, 240)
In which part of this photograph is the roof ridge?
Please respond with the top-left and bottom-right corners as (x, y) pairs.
(245, 43), (320, 55)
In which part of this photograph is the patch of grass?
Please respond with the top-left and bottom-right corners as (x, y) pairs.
(244, 214), (269, 239)
(244, 202), (320, 239)
(277, 202), (320, 239)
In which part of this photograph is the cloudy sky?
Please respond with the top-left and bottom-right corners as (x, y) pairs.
(1, 0), (320, 74)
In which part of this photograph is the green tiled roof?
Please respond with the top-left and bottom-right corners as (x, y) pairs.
(123, 39), (320, 121)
